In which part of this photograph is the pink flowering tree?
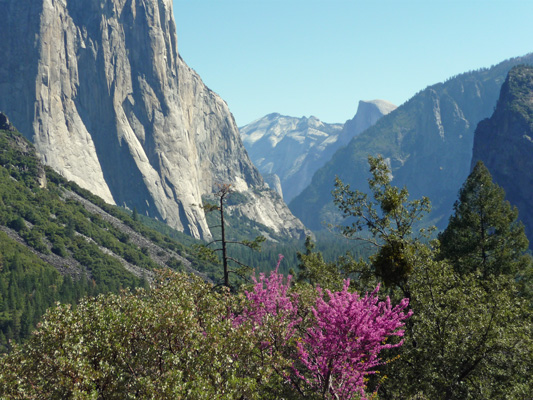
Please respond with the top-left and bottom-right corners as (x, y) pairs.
(295, 282), (412, 399)
(234, 255), (300, 348)
(235, 255), (412, 400)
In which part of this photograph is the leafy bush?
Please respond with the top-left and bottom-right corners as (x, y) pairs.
(0, 267), (411, 399)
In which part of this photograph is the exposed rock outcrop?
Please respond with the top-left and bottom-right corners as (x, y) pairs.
(263, 173), (283, 197)
(338, 100), (397, 147)
(0, 0), (308, 240)
(0, 112), (15, 131)
(472, 65), (533, 242)
(290, 54), (533, 231)
(240, 100), (395, 203)
(240, 113), (343, 202)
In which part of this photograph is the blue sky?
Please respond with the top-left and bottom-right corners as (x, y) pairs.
(173, 0), (533, 126)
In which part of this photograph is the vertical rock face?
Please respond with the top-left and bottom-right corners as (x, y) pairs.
(472, 65), (533, 242)
(338, 100), (397, 147)
(263, 173), (283, 198)
(240, 100), (395, 203)
(0, 0), (308, 240)
(290, 54), (533, 231)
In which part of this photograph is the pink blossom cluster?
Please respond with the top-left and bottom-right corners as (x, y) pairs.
(296, 281), (412, 399)
(234, 255), (300, 343)
(234, 256), (412, 399)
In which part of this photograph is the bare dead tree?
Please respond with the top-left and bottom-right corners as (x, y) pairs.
(199, 184), (265, 289)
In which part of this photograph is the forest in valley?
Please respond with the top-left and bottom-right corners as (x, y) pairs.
(0, 123), (531, 399)
(0, 0), (531, 397)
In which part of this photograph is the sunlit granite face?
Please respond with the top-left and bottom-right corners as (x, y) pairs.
(0, 0), (308, 240)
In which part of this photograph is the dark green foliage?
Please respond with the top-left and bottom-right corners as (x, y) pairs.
(0, 119), (531, 398)
(505, 65), (533, 122)
(8, 217), (26, 233)
(210, 230), (371, 281)
(0, 129), (41, 189)
(295, 236), (344, 291)
(439, 161), (531, 277)
(332, 155), (431, 288)
(372, 239), (413, 287)
(380, 247), (533, 400)
(165, 256), (183, 271)
(0, 231), (93, 353)
(0, 128), (198, 347)
(332, 156), (532, 399)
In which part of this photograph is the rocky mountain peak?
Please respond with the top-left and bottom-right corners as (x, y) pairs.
(472, 65), (533, 242)
(338, 100), (397, 146)
(361, 99), (397, 115)
(0, 0), (308, 240)
(289, 55), (533, 231)
(240, 100), (394, 203)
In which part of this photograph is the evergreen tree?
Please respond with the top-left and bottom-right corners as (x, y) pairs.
(331, 157), (532, 398)
(332, 155), (431, 290)
(295, 236), (342, 290)
(438, 161), (531, 277)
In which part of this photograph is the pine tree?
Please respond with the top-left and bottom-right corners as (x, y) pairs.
(295, 236), (342, 290)
(332, 155), (431, 289)
(438, 161), (531, 277)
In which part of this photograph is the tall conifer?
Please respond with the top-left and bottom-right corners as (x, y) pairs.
(439, 161), (531, 276)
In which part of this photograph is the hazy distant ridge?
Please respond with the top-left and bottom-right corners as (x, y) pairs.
(289, 54), (533, 230)
(240, 100), (396, 202)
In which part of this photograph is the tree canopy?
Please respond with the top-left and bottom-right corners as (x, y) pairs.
(325, 156), (533, 399)
(438, 161), (531, 277)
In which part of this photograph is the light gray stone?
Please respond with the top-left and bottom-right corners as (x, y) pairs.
(240, 100), (396, 203)
(0, 0), (308, 240)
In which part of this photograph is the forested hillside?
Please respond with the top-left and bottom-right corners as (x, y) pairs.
(0, 120), (219, 351)
(1, 155), (530, 399)
(291, 54), (533, 231)
(0, 117), (367, 353)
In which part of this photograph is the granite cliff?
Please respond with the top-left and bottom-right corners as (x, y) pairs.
(290, 54), (533, 230)
(472, 65), (533, 242)
(240, 100), (395, 203)
(0, 0), (308, 240)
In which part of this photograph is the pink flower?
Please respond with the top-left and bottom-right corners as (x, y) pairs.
(296, 281), (412, 399)
(234, 255), (300, 344)
(233, 256), (412, 399)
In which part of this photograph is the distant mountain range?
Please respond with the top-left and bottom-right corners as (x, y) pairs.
(240, 100), (396, 202)
(288, 54), (533, 232)
(472, 65), (533, 242)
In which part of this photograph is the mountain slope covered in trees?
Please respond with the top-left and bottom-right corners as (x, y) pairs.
(0, 114), (370, 352)
(0, 116), (220, 351)
(290, 54), (533, 231)
(1, 155), (530, 399)
(472, 64), (533, 242)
